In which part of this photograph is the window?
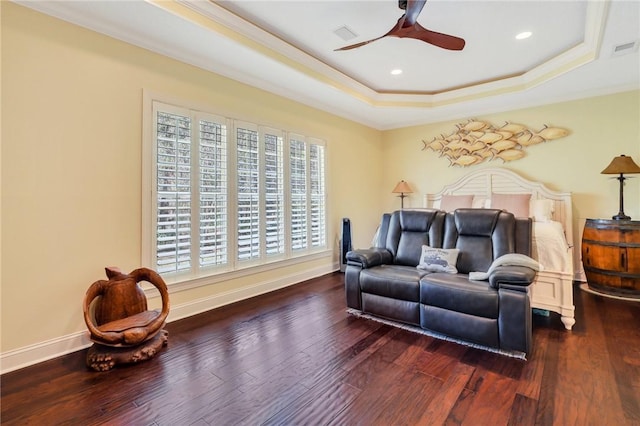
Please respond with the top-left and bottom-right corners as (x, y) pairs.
(146, 100), (327, 281)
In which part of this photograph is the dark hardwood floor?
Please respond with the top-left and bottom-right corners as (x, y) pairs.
(2, 272), (639, 425)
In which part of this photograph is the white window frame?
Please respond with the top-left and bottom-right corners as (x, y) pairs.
(142, 93), (328, 286)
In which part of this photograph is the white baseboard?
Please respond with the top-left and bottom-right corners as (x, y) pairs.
(1, 263), (340, 375)
(0, 332), (93, 375)
(167, 263), (339, 322)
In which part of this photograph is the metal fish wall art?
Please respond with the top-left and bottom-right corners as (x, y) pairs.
(422, 120), (569, 167)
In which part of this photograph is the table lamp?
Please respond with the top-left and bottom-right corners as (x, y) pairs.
(392, 180), (412, 209)
(601, 154), (640, 220)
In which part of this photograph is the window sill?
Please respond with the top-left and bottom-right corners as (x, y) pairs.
(144, 249), (334, 296)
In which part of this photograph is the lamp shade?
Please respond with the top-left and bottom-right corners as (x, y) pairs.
(392, 180), (413, 194)
(601, 155), (640, 175)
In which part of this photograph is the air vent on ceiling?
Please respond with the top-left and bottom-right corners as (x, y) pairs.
(334, 26), (358, 41)
(612, 40), (639, 56)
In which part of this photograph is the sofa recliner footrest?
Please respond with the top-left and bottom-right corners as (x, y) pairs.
(420, 305), (499, 348)
(362, 293), (421, 325)
(420, 274), (499, 319)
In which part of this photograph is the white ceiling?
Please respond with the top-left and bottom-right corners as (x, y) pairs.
(17, 0), (640, 130)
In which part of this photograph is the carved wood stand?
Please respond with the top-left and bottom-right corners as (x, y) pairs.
(86, 329), (169, 372)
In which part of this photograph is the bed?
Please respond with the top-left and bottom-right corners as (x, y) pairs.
(424, 167), (576, 330)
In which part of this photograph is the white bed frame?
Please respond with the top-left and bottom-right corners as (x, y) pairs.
(424, 168), (576, 330)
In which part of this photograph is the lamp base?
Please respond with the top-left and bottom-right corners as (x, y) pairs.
(398, 193), (406, 209)
(612, 213), (631, 220)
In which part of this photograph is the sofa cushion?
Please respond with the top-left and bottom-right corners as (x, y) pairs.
(396, 232), (431, 266)
(386, 210), (445, 266)
(443, 209), (516, 274)
(419, 273), (499, 319)
(360, 265), (427, 302)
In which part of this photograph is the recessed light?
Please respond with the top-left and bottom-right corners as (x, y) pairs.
(390, 69), (403, 75)
(516, 31), (532, 40)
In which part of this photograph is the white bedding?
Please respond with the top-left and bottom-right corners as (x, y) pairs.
(532, 220), (571, 272)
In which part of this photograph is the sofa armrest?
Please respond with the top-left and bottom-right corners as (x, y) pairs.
(498, 285), (532, 354)
(489, 265), (536, 291)
(346, 248), (393, 269)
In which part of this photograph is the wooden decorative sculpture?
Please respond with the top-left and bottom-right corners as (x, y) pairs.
(422, 119), (569, 167)
(83, 267), (170, 371)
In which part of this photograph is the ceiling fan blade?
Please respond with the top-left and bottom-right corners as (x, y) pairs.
(334, 16), (404, 51)
(334, 35), (386, 51)
(405, 22), (466, 50)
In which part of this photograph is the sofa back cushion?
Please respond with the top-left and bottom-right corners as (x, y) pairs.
(386, 210), (445, 266)
(443, 209), (523, 274)
(372, 213), (392, 248)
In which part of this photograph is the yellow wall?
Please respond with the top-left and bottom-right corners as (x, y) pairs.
(1, 3), (383, 354)
(2, 2), (639, 363)
(381, 91), (640, 248)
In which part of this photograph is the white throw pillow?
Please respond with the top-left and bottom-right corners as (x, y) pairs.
(531, 199), (554, 222)
(472, 196), (489, 209)
(417, 246), (460, 274)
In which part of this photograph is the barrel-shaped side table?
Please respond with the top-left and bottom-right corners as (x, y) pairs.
(582, 219), (640, 298)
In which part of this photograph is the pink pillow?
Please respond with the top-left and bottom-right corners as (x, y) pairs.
(440, 194), (474, 212)
(490, 193), (531, 218)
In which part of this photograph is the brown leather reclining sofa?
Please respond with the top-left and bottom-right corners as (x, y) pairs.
(345, 208), (537, 356)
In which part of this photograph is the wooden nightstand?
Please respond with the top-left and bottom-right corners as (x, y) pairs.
(582, 219), (640, 298)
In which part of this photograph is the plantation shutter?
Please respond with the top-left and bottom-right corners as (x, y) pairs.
(236, 122), (260, 261)
(289, 136), (307, 251)
(263, 128), (285, 256)
(198, 115), (228, 267)
(309, 140), (326, 248)
(154, 108), (192, 274)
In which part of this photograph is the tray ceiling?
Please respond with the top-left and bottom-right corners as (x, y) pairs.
(17, 0), (640, 129)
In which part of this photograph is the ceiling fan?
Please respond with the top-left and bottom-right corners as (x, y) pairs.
(335, 0), (465, 51)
